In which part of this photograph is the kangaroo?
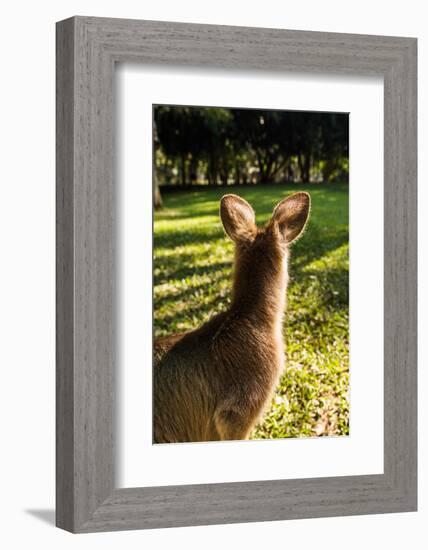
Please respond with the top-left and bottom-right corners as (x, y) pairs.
(153, 192), (311, 443)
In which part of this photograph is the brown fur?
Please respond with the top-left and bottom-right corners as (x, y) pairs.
(153, 192), (311, 443)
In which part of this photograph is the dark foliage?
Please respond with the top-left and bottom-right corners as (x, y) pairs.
(154, 105), (348, 187)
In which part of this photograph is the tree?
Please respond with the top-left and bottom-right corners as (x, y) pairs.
(319, 114), (349, 182)
(155, 106), (197, 185)
(153, 119), (163, 209)
(154, 106), (349, 187)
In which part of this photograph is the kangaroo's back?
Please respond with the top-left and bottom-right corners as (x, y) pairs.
(154, 312), (228, 443)
(153, 192), (310, 443)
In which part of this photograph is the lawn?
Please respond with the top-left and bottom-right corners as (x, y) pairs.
(154, 183), (349, 439)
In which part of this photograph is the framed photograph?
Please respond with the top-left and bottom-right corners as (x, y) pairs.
(56, 16), (417, 533)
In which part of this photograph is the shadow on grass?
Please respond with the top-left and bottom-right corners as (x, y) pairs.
(156, 184), (348, 265)
(290, 227), (348, 272)
(157, 183), (349, 222)
(155, 265), (349, 337)
(155, 294), (230, 335)
(155, 272), (229, 308)
(154, 257), (231, 287)
(154, 183), (349, 336)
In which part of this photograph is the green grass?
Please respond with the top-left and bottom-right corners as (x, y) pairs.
(154, 183), (349, 439)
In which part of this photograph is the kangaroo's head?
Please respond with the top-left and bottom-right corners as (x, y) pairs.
(220, 192), (311, 310)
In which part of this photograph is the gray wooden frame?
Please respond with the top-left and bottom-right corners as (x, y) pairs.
(56, 16), (417, 533)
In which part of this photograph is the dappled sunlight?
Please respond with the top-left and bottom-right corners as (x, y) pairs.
(155, 238), (232, 260)
(154, 184), (349, 438)
(154, 270), (231, 336)
(156, 214), (220, 230)
(302, 242), (349, 272)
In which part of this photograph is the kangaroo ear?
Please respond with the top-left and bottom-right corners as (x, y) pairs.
(220, 194), (256, 243)
(271, 192), (311, 244)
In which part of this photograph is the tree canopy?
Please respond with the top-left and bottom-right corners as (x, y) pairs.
(154, 105), (348, 187)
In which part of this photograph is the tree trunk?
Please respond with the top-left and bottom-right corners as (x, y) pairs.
(189, 156), (198, 185)
(297, 154), (304, 182)
(235, 163), (241, 185)
(220, 167), (229, 186)
(153, 119), (163, 209)
(154, 177), (163, 210)
(180, 153), (187, 186)
(298, 153), (311, 183)
(304, 155), (311, 183)
(322, 157), (338, 182)
(207, 156), (218, 185)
